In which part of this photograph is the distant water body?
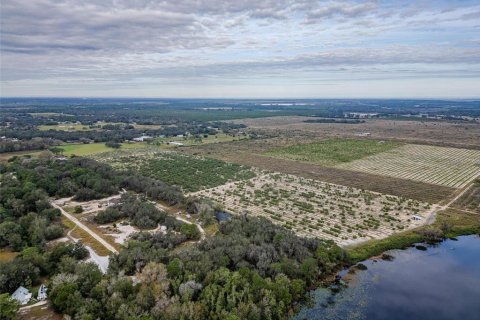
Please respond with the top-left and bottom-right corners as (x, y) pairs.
(294, 235), (480, 320)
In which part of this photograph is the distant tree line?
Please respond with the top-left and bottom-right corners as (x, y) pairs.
(0, 137), (62, 153)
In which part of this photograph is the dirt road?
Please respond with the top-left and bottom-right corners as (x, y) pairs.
(51, 201), (118, 254)
(424, 181), (479, 225)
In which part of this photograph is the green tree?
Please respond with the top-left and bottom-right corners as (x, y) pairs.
(180, 224), (200, 240)
(0, 293), (19, 320)
(49, 147), (65, 155)
(50, 282), (83, 315)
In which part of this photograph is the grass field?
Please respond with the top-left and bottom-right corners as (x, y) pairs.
(337, 144), (480, 188)
(60, 142), (147, 156)
(29, 112), (73, 117)
(38, 121), (124, 131)
(194, 172), (432, 246)
(17, 304), (63, 320)
(152, 132), (248, 147)
(0, 143), (147, 162)
(94, 148), (256, 192)
(0, 249), (19, 263)
(38, 123), (94, 131)
(264, 139), (400, 166)
(61, 217), (112, 256)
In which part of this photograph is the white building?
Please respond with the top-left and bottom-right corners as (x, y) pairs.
(168, 141), (184, 146)
(11, 286), (32, 305)
(133, 135), (153, 142)
(37, 284), (47, 301)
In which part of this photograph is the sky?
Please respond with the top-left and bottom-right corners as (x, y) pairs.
(1, 0), (479, 98)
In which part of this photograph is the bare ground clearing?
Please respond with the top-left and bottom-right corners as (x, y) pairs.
(233, 117), (480, 149)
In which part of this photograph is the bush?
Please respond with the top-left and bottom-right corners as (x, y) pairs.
(180, 224), (201, 240)
(45, 225), (64, 240)
(105, 141), (121, 149)
(0, 293), (19, 320)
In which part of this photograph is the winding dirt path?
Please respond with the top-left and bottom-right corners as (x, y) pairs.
(154, 203), (206, 241)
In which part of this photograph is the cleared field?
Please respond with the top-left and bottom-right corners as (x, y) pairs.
(194, 172), (433, 247)
(337, 144), (480, 188)
(264, 139), (399, 166)
(234, 116), (480, 149)
(94, 148), (255, 192)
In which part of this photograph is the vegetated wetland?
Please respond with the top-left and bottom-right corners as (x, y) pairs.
(1, 98), (480, 320)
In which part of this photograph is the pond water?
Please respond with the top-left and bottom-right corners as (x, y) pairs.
(215, 211), (231, 222)
(294, 235), (480, 320)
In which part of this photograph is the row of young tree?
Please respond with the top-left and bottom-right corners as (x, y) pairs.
(0, 155), (347, 319)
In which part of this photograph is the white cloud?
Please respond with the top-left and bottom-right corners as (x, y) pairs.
(1, 0), (479, 97)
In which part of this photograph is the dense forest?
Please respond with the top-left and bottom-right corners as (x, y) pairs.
(45, 216), (346, 320)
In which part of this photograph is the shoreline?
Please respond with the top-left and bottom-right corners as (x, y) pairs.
(346, 208), (480, 263)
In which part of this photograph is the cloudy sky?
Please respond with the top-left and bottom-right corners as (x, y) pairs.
(1, 0), (479, 98)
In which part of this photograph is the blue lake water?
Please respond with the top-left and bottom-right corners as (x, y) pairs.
(294, 235), (480, 320)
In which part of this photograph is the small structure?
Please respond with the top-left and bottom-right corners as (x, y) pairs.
(37, 284), (47, 301)
(168, 141), (185, 146)
(133, 135), (153, 142)
(354, 132), (371, 137)
(107, 198), (121, 207)
(11, 286), (32, 305)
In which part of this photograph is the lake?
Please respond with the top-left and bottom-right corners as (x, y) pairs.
(294, 235), (480, 320)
